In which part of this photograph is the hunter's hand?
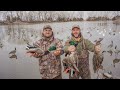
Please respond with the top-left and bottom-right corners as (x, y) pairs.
(26, 52), (41, 58)
(68, 45), (76, 52)
(53, 50), (61, 56)
(95, 44), (101, 53)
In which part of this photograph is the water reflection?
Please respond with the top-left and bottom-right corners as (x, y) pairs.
(6, 25), (34, 45)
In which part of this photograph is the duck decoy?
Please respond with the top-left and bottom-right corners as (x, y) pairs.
(102, 50), (106, 54)
(108, 40), (113, 48)
(113, 33), (115, 35)
(113, 58), (120, 67)
(114, 45), (120, 58)
(107, 49), (113, 56)
(0, 43), (3, 48)
(9, 54), (17, 59)
(9, 47), (16, 54)
(94, 38), (103, 45)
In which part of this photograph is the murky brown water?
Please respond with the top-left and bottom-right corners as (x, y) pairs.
(0, 21), (120, 79)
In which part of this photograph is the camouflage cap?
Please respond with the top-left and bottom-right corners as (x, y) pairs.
(72, 25), (80, 30)
(43, 25), (52, 30)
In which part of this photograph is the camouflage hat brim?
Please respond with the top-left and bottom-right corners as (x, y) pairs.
(72, 25), (80, 30)
(43, 25), (52, 30)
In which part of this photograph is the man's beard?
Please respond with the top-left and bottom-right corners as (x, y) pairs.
(71, 32), (81, 38)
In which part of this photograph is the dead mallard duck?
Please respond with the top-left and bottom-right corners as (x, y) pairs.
(93, 53), (104, 73)
(26, 45), (45, 55)
(114, 45), (120, 57)
(63, 52), (80, 74)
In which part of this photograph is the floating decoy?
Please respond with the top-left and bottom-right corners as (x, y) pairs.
(107, 49), (113, 56)
(9, 54), (17, 59)
(114, 45), (120, 58)
(108, 41), (113, 48)
(102, 51), (106, 53)
(0, 43), (3, 48)
(9, 47), (16, 54)
(94, 38), (103, 45)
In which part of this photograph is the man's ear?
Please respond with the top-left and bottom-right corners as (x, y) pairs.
(52, 31), (54, 36)
(42, 32), (44, 37)
(79, 32), (81, 37)
(71, 33), (74, 37)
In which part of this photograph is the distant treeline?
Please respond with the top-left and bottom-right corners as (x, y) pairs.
(0, 11), (120, 25)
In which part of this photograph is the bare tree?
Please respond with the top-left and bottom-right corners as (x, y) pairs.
(0, 11), (120, 23)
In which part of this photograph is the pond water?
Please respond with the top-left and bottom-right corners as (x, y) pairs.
(0, 21), (120, 79)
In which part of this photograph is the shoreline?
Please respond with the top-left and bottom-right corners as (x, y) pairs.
(0, 20), (116, 26)
(113, 19), (120, 25)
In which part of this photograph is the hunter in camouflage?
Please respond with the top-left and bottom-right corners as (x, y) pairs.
(27, 25), (63, 79)
(63, 25), (101, 79)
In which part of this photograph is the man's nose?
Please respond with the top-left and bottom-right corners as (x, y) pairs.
(46, 31), (50, 33)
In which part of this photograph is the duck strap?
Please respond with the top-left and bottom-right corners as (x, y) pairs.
(82, 39), (86, 50)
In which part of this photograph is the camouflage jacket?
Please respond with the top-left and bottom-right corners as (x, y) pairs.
(64, 36), (95, 58)
(63, 36), (95, 79)
(34, 35), (63, 79)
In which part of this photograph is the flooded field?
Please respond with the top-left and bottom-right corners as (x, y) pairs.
(0, 21), (120, 79)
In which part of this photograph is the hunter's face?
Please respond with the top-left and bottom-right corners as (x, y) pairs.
(43, 29), (53, 38)
(72, 28), (80, 38)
